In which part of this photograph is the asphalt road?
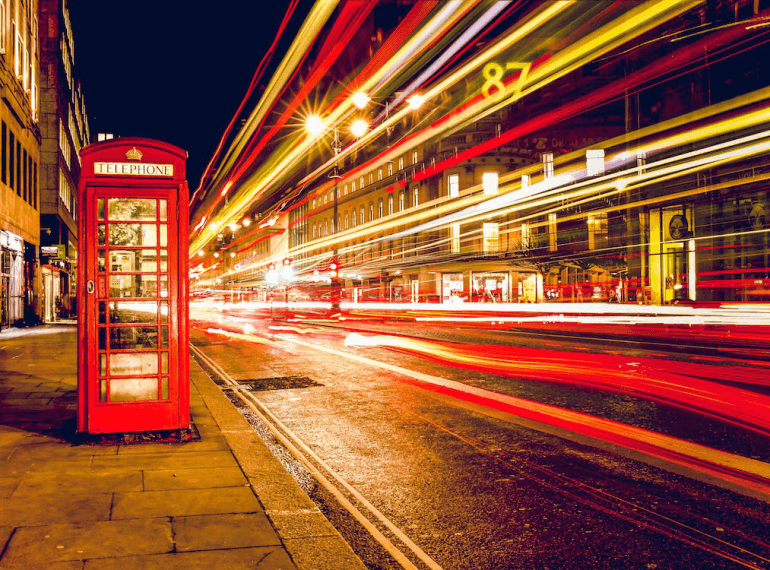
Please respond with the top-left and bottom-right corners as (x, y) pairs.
(190, 307), (770, 570)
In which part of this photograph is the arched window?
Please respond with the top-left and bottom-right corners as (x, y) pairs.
(324, 219), (328, 235)
(369, 203), (374, 222)
(412, 187), (419, 208)
(330, 217), (335, 233)
(312, 224), (317, 239)
(360, 176), (364, 188)
(360, 206), (365, 224)
(345, 213), (349, 230)
(378, 198), (383, 218)
(378, 168), (383, 181)
(399, 191), (405, 211)
(337, 216), (341, 232)
(352, 209), (357, 226)
(388, 195), (393, 215)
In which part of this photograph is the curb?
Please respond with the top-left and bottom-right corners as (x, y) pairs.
(188, 353), (368, 570)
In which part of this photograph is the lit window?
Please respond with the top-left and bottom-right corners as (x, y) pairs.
(324, 194), (328, 204)
(378, 199), (383, 218)
(388, 162), (393, 176)
(352, 209), (357, 226)
(448, 174), (459, 197)
(312, 199), (316, 209)
(360, 206), (365, 224)
(378, 168), (383, 181)
(369, 203), (374, 221)
(451, 223), (461, 253)
(483, 222), (499, 253)
(313, 224), (317, 238)
(412, 187), (419, 208)
(412, 150), (418, 165)
(324, 220), (328, 235)
(369, 173), (373, 185)
(398, 157), (404, 170)
(344, 184), (348, 195)
(482, 172), (498, 195)
(586, 149), (605, 177)
(345, 213), (349, 229)
(360, 176), (364, 188)
(0, 2), (6, 54)
(542, 152), (554, 179)
(352, 181), (356, 192)
(388, 195), (393, 215)
(399, 192), (405, 211)
(336, 187), (340, 198)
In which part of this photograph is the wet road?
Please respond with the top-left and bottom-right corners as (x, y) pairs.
(190, 306), (770, 570)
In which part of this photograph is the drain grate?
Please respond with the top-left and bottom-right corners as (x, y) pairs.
(235, 376), (322, 391)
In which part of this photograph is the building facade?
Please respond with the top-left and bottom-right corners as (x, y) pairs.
(38, 0), (88, 321)
(0, 0), (41, 328)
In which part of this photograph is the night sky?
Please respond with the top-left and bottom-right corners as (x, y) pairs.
(69, 1), (311, 191)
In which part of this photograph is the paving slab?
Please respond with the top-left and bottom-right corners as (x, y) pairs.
(284, 536), (369, 570)
(173, 513), (281, 552)
(92, 450), (239, 471)
(82, 547), (297, 570)
(142, 465), (247, 491)
(0, 519), (173, 568)
(111, 486), (261, 519)
(0, 492), (112, 526)
(12, 467), (143, 495)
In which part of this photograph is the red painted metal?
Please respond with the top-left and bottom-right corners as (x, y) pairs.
(77, 138), (189, 434)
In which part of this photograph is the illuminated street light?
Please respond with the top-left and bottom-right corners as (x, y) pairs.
(305, 115), (325, 137)
(351, 119), (368, 138)
(230, 252), (236, 258)
(209, 221), (220, 231)
(227, 223), (239, 232)
(213, 252), (220, 258)
(407, 94), (425, 110)
(352, 91), (370, 109)
(242, 218), (252, 227)
(197, 251), (204, 257)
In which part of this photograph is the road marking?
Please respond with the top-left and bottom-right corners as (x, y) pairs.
(190, 343), (443, 570)
(278, 335), (770, 501)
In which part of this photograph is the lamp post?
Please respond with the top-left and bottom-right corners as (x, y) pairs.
(329, 128), (342, 312)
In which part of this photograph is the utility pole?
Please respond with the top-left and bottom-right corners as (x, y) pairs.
(330, 128), (342, 312)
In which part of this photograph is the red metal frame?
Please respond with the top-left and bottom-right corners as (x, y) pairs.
(77, 138), (189, 434)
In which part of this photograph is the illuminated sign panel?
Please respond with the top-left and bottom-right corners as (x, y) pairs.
(94, 162), (174, 177)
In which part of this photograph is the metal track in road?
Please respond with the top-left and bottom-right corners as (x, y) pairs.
(190, 342), (444, 570)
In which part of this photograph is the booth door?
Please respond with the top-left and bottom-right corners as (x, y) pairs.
(85, 190), (180, 433)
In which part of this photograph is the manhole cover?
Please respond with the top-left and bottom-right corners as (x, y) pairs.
(236, 376), (322, 391)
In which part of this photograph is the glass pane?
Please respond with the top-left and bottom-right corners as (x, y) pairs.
(159, 224), (167, 247)
(97, 198), (105, 220)
(99, 354), (107, 376)
(161, 352), (169, 374)
(98, 328), (106, 350)
(98, 302), (107, 324)
(160, 326), (169, 348)
(99, 380), (107, 403)
(161, 377), (169, 400)
(108, 198), (157, 221)
(160, 276), (168, 298)
(109, 301), (158, 323)
(109, 377), (158, 402)
(159, 249), (168, 272)
(98, 250), (106, 273)
(160, 301), (169, 323)
(98, 225), (106, 246)
(159, 200), (167, 221)
(109, 224), (157, 247)
(109, 274), (158, 298)
(109, 249), (158, 273)
(109, 352), (159, 376)
(109, 327), (158, 350)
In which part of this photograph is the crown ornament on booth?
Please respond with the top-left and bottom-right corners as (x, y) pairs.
(126, 147), (143, 161)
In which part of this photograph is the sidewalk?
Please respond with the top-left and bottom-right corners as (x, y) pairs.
(0, 324), (366, 570)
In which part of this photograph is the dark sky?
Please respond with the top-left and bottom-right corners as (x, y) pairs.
(69, 1), (311, 191)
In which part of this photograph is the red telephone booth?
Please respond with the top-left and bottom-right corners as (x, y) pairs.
(77, 138), (189, 434)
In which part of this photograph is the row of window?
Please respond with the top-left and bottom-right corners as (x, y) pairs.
(311, 150), (420, 211)
(0, 0), (39, 118)
(312, 188), (420, 239)
(1, 119), (38, 210)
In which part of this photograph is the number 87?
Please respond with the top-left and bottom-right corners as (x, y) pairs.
(481, 61), (532, 101)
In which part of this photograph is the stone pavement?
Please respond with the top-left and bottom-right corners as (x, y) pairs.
(0, 324), (366, 570)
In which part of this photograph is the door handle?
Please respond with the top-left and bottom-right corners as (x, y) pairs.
(87, 280), (95, 294)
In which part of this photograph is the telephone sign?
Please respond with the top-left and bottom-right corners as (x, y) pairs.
(77, 138), (190, 434)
